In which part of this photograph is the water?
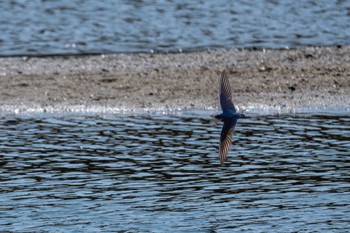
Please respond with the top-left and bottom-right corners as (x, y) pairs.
(1, 0), (350, 56)
(0, 112), (349, 232)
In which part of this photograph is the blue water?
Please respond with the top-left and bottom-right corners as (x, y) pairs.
(1, 0), (350, 56)
(0, 112), (349, 232)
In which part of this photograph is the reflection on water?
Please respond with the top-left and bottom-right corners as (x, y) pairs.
(0, 113), (349, 232)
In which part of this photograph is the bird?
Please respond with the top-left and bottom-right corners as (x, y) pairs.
(215, 70), (247, 164)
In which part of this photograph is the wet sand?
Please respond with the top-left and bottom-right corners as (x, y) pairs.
(0, 46), (349, 114)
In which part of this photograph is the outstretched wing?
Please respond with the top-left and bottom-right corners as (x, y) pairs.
(219, 119), (237, 164)
(220, 70), (237, 112)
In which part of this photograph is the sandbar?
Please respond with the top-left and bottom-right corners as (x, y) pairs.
(0, 46), (349, 114)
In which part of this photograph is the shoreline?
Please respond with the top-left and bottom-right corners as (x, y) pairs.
(1, 46), (349, 115)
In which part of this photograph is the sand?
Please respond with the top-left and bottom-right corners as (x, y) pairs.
(0, 46), (349, 114)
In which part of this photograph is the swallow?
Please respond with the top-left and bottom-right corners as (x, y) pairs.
(215, 70), (247, 164)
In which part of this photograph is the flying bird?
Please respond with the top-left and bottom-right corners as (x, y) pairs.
(215, 70), (247, 164)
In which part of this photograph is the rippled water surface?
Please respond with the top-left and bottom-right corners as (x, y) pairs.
(1, 112), (350, 232)
(1, 0), (350, 56)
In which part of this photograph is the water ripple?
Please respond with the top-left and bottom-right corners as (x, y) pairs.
(0, 113), (349, 232)
(1, 0), (350, 56)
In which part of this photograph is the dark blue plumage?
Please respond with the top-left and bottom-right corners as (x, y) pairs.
(215, 70), (247, 164)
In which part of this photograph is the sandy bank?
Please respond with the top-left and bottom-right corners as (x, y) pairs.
(0, 46), (349, 114)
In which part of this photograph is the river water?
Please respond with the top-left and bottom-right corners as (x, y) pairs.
(1, 0), (350, 56)
(0, 112), (349, 232)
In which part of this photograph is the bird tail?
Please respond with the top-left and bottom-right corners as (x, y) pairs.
(215, 114), (224, 121)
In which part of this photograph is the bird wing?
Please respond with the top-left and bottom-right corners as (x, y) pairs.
(220, 70), (237, 113)
(219, 119), (237, 164)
